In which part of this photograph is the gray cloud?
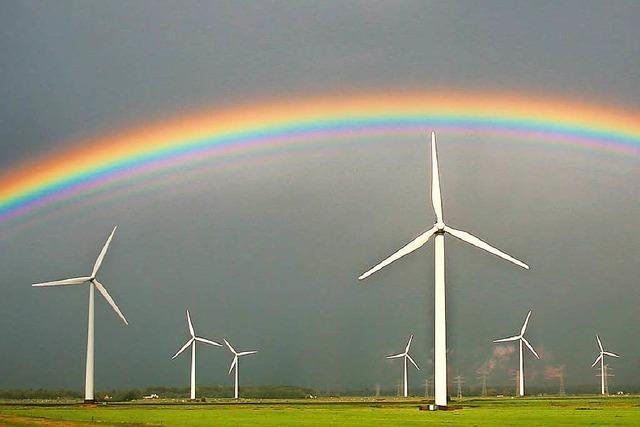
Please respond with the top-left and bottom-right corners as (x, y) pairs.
(0, 1), (639, 393)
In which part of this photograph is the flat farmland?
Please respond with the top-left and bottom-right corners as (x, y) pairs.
(1, 396), (639, 426)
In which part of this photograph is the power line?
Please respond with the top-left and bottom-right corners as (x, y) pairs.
(454, 375), (465, 399)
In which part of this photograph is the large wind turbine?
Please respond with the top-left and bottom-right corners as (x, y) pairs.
(592, 334), (620, 395)
(32, 226), (127, 403)
(172, 309), (222, 400)
(493, 309), (540, 397)
(223, 338), (257, 399)
(386, 334), (420, 397)
(359, 132), (529, 407)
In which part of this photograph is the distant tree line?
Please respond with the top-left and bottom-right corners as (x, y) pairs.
(0, 385), (316, 401)
(0, 389), (82, 400)
(2, 383), (638, 401)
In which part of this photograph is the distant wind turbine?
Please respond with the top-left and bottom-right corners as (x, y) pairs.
(224, 338), (258, 399)
(386, 334), (420, 397)
(493, 309), (540, 397)
(32, 226), (127, 403)
(358, 132), (529, 407)
(172, 309), (222, 400)
(591, 334), (620, 395)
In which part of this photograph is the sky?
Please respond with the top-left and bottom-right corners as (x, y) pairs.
(1, 1), (639, 394)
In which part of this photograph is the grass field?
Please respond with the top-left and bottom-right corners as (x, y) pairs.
(1, 396), (639, 426)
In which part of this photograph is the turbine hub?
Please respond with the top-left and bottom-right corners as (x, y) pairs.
(435, 222), (445, 231)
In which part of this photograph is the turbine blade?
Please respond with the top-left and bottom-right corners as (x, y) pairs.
(93, 280), (128, 325)
(493, 335), (520, 343)
(405, 334), (414, 353)
(603, 351), (620, 358)
(32, 276), (91, 287)
(522, 337), (540, 359)
(520, 310), (532, 335)
(186, 309), (195, 338)
(444, 226), (529, 269)
(407, 354), (420, 371)
(172, 338), (193, 359)
(358, 226), (438, 280)
(238, 351), (258, 356)
(431, 131), (443, 223)
(228, 356), (237, 375)
(91, 226), (117, 277)
(195, 337), (222, 347)
(386, 352), (405, 359)
(596, 334), (603, 352)
(224, 338), (237, 354)
(591, 354), (603, 368)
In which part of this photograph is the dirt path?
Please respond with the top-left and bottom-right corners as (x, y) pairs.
(0, 414), (144, 427)
(0, 414), (94, 426)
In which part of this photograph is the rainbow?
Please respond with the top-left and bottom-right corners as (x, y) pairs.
(1, 90), (639, 225)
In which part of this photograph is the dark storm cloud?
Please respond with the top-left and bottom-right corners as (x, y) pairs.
(0, 1), (639, 393)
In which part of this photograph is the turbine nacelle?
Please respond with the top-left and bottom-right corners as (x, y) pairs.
(492, 310), (540, 359)
(32, 226), (128, 325)
(591, 334), (620, 367)
(172, 309), (221, 359)
(358, 132), (529, 281)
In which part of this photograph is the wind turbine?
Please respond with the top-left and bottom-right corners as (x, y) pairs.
(386, 334), (420, 397)
(358, 132), (529, 407)
(493, 309), (540, 397)
(223, 338), (257, 399)
(591, 334), (620, 395)
(32, 226), (127, 403)
(172, 309), (222, 400)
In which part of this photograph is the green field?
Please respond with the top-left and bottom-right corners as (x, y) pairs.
(1, 396), (639, 426)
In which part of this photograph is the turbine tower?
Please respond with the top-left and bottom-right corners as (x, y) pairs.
(32, 226), (127, 403)
(224, 338), (258, 399)
(386, 334), (420, 397)
(591, 334), (620, 395)
(172, 309), (222, 400)
(493, 309), (540, 397)
(358, 132), (529, 407)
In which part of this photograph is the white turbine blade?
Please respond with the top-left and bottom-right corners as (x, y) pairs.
(520, 310), (532, 335)
(358, 226), (438, 280)
(603, 351), (620, 358)
(444, 226), (529, 269)
(386, 352), (405, 359)
(493, 335), (520, 343)
(591, 354), (603, 368)
(407, 354), (420, 371)
(186, 309), (195, 338)
(172, 338), (194, 359)
(238, 351), (258, 356)
(431, 131), (443, 223)
(93, 280), (128, 325)
(522, 337), (540, 359)
(91, 226), (117, 277)
(32, 276), (91, 287)
(405, 334), (414, 353)
(596, 334), (603, 352)
(224, 338), (237, 355)
(195, 337), (222, 347)
(228, 356), (238, 375)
